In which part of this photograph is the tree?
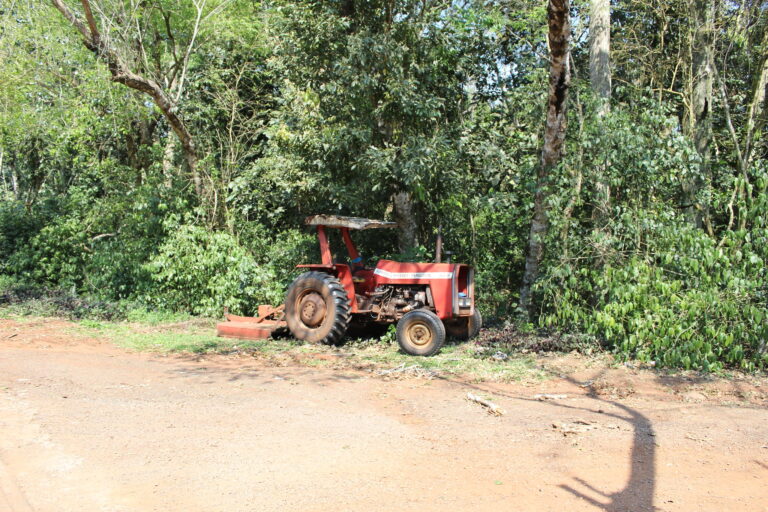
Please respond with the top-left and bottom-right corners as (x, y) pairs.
(589, 0), (611, 112)
(49, 0), (220, 197)
(717, 4), (768, 234)
(684, 0), (716, 232)
(518, 0), (571, 317)
(1, 1), (139, 207)
(252, 0), (500, 251)
(589, 0), (611, 223)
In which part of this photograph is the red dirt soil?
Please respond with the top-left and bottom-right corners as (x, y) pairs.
(1, 318), (767, 512)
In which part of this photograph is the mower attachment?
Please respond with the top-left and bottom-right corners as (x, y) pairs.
(216, 304), (286, 340)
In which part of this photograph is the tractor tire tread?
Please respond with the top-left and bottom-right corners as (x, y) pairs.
(285, 271), (350, 346)
(396, 309), (446, 357)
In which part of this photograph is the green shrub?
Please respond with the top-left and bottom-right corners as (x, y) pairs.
(0, 274), (20, 293)
(0, 201), (49, 273)
(83, 237), (154, 300)
(541, 221), (768, 371)
(254, 228), (317, 289)
(144, 225), (282, 316)
(9, 216), (89, 288)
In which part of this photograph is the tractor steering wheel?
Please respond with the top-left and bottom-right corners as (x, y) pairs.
(350, 256), (365, 274)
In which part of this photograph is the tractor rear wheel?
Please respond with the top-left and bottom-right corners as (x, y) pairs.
(396, 309), (445, 356)
(285, 272), (350, 345)
(445, 309), (482, 341)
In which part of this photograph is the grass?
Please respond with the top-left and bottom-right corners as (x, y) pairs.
(123, 307), (198, 325)
(0, 298), (61, 319)
(0, 282), (549, 382)
(76, 318), (319, 354)
(77, 320), (241, 352)
(70, 317), (548, 382)
(342, 337), (547, 382)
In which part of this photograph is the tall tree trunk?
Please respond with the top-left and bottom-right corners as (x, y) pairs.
(392, 191), (419, 253)
(589, 0), (611, 224)
(685, 0), (716, 231)
(518, 0), (571, 318)
(589, 0), (611, 112)
(716, 20), (768, 236)
(50, 0), (202, 197)
(743, 24), (768, 171)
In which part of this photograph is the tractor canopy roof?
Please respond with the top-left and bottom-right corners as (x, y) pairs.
(305, 215), (398, 230)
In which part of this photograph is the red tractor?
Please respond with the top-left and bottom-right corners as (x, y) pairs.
(284, 215), (481, 356)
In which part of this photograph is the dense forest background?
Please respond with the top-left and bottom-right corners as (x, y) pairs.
(1, 0), (766, 370)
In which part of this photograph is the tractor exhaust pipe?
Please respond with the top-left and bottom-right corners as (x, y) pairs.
(435, 225), (443, 263)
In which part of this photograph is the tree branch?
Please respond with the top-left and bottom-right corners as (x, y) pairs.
(51, 0), (201, 195)
(51, 0), (91, 41)
(79, 0), (100, 42)
(174, 0), (205, 102)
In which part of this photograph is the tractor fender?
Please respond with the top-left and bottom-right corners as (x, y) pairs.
(295, 264), (357, 312)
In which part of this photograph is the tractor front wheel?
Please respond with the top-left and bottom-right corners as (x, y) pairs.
(396, 309), (446, 356)
(285, 272), (350, 345)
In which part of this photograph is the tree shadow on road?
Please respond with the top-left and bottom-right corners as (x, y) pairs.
(462, 371), (658, 512)
(558, 395), (656, 511)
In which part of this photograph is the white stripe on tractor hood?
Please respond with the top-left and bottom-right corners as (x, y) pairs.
(373, 268), (453, 280)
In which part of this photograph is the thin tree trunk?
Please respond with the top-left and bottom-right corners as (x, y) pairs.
(561, 90), (584, 256)
(11, 166), (19, 200)
(685, 0), (716, 231)
(589, 0), (611, 224)
(392, 191), (419, 253)
(518, 0), (571, 318)
(126, 118), (156, 185)
(50, 0), (202, 196)
(0, 147), (5, 198)
(162, 135), (177, 188)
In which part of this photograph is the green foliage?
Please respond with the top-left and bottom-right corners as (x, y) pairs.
(10, 216), (89, 288)
(0, 202), (47, 270)
(237, 225), (316, 287)
(540, 108), (768, 370)
(144, 224), (282, 316)
(1, 0), (767, 371)
(542, 228), (767, 370)
(0, 282), (130, 321)
(242, 0), (505, 218)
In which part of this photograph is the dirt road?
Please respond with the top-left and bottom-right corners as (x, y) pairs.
(1, 318), (767, 512)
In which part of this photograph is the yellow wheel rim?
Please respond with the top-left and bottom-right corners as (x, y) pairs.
(405, 321), (433, 347)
